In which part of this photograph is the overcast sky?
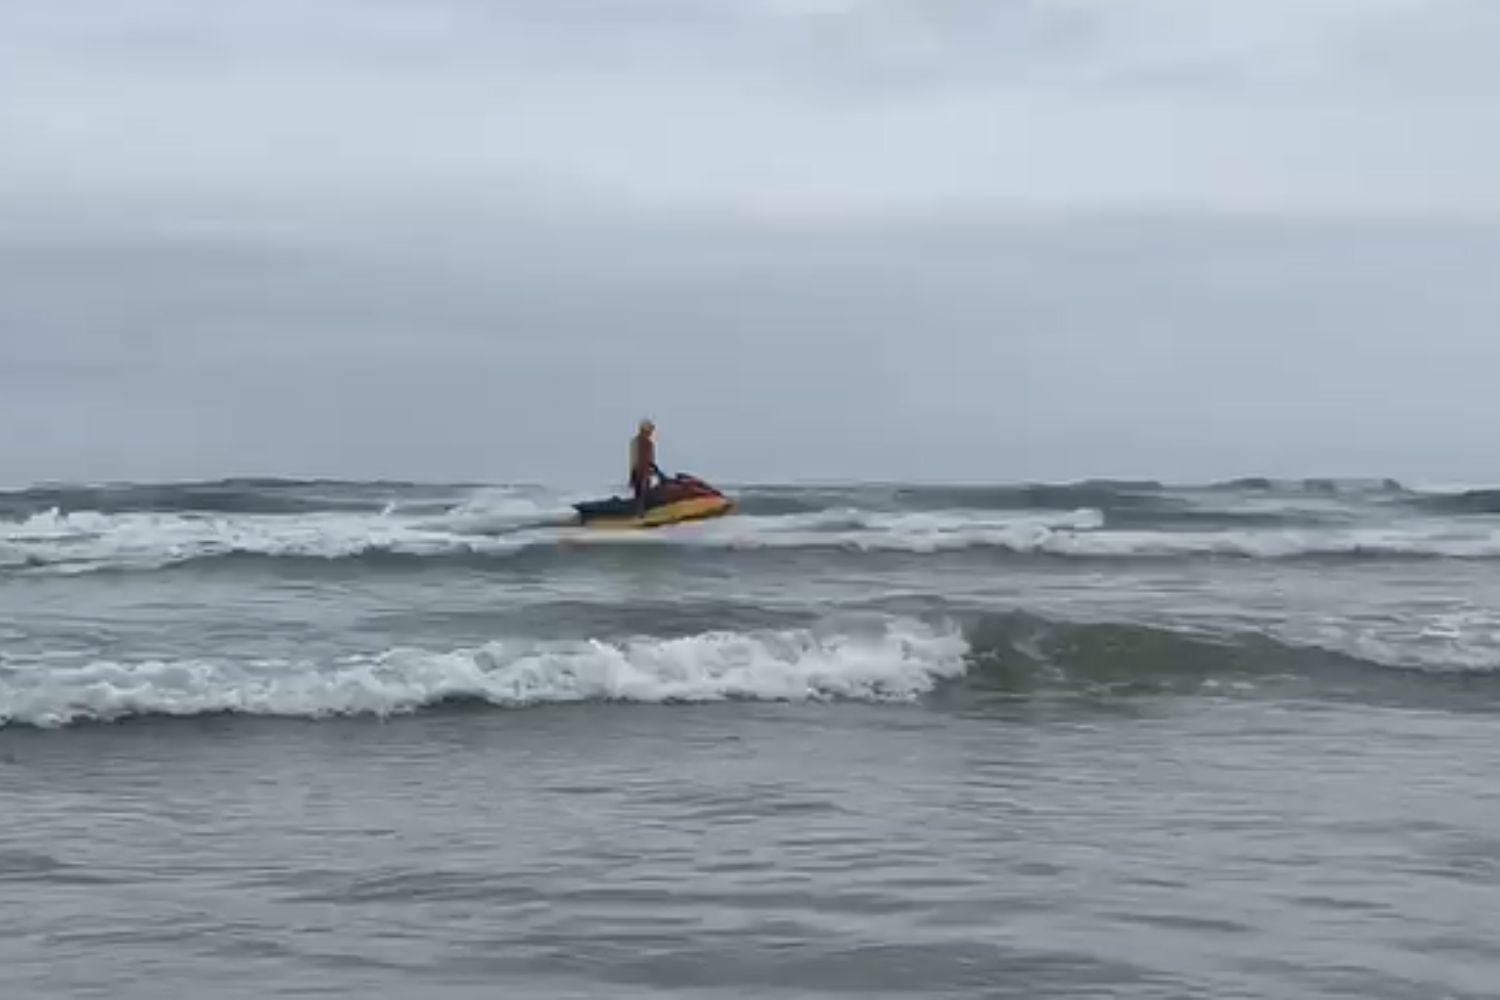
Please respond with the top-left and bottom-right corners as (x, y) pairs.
(2, 0), (1498, 486)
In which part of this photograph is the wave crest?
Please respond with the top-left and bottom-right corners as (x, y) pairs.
(9, 501), (1500, 575)
(5, 608), (1497, 729)
(0, 619), (970, 728)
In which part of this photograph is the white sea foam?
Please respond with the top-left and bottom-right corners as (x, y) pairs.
(672, 512), (1500, 560)
(0, 619), (971, 728)
(1284, 611), (1500, 674)
(5, 498), (1500, 574)
(0, 507), (465, 573)
(420, 488), (580, 534)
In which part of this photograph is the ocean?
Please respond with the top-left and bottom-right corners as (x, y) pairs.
(2, 477), (1499, 999)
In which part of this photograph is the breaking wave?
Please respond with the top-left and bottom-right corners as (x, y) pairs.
(6, 504), (1500, 575)
(4, 477), (1500, 576)
(0, 618), (970, 728)
(4, 610), (1496, 729)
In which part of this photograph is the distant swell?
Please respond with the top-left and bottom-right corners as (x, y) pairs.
(0, 478), (484, 519)
(1213, 477), (1405, 495)
(1414, 489), (1500, 515)
(958, 611), (1497, 693)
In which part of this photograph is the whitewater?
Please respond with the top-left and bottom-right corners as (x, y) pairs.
(7, 479), (1500, 576)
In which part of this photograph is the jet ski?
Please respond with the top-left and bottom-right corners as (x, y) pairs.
(573, 474), (734, 529)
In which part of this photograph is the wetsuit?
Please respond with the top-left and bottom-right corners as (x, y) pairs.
(630, 433), (660, 514)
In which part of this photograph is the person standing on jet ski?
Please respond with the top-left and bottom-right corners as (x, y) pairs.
(630, 418), (665, 514)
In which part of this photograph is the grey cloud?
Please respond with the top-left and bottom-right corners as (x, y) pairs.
(1, 2), (1498, 486)
(4, 0), (1498, 215)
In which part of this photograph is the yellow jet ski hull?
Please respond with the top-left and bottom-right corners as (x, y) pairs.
(573, 474), (736, 530)
(578, 495), (735, 531)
